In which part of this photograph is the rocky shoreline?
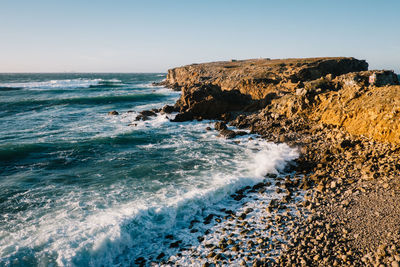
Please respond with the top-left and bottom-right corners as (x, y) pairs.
(144, 57), (400, 266)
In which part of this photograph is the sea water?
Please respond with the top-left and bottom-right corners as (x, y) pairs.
(0, 73), (298, 266)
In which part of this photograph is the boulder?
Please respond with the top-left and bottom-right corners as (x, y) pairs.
(108, 110), (119, 115)
(215, 121), (227, 131)
(161, 105), (176, 114)
(171, 111), (194, 122)
(219, 129), (236, 139)
(140, 110), (157, 117)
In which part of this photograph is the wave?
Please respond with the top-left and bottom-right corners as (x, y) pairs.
(0, 139), (298, 266)
(88, 80), (124, 89)
(1, 93), (167, 110)
(0, 86), (24, 91)
(0, 79), (122, 90)
(0, 131), (159, 163)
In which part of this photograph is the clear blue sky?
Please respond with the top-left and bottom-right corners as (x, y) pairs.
(1, 0), (399, 73)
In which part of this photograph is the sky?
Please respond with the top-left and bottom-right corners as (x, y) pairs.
(0, 0), (399, 73)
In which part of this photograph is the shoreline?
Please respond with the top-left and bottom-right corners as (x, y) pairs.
(144, 57), (400, 266)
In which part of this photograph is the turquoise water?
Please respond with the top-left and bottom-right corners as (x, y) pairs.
(0, 74), (297, 266)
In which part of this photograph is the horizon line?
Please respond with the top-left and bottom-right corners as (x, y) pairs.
(0, 71), (168, 74)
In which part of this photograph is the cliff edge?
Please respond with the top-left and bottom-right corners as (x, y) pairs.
(165, 57), (400, 144)
(157, 58), (400, 266)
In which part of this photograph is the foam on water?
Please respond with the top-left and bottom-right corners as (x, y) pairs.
(0, 74), (299, 266)
(0, 118), (298, 266)
(0, 78), (122, 90)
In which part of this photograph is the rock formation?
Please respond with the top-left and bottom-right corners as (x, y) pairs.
(153, 58), (400, 266)
(165, 57), (400, 144)
(166, 57), (368, 99)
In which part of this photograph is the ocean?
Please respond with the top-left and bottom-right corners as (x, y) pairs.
(0, 73), (298, 266)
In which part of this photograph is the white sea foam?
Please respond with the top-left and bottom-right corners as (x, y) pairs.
(0, 118), (298, 266)
(0, 78), (121, 90)
(0, 78), (298, 267)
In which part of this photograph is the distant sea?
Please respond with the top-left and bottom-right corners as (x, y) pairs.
(0, 73), (297, 266)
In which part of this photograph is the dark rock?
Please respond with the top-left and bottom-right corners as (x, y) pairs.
(161, 105), (176, 114)
(135, 114), (149, 121)
(134, 257), (146, 265)
(171, 83), (254, 121)
(169, 240), (182, 248)
(140, 110), (157, 117)
(238, 213), (247, 220)
(235, 131), (248, 136)
(215, 121), (227, 131)
(156, 252), (165, 260)
(165, 234), (174, 240)
(108, 110), (119, 115)
(204, 214), (215, 224)
(219, 129), (236, 139)
(252, 183), (265, 190)
(172, 111), (194, 122)
(340, 139), (355, 150)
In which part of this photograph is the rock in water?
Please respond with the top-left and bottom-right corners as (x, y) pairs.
(108, 110), (119, 115)
(214, 121), (227, 131)
(171, 111), (194, 122)
(161, 105), (176, 114)
(219, 129), (236, 139)
(139, 110), (157, 117)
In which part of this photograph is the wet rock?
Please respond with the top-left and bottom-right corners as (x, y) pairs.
(108, 110), (119, 115)
(215, 121), (227, 131)
(165, 234), (174, 240)
(140, 110), (157, 117)
(156, 252), (165, 260)
(172, 111), (194, 122)
(238, 213), (247, 220)
(236, 131), (248, 136)
(161, 105), (176, 114)
(219, 129), (236, 139)
(135, 114), (149, 121)
(170, 240), (182, 248)
(204, 214), (215, 224)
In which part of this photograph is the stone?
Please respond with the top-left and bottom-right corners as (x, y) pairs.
(108, 110), (119, 115)
(169, 240), (182, 248)
(172, 111), (194, 122)
(140, 110), (157, 117)
(219, 129), (236, 139)
(215, 121), (227, 131)
(161, 105), (176, 114)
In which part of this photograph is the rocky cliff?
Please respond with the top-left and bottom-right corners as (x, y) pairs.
(165, 57), (400, 144)
(157, 58), (400, 266)
(166, 57), (368, 99)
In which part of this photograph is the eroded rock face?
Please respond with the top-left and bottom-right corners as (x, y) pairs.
(266, 70), (400, 144)
(167, 57), (400, 144)
(166, 57), (368, 100)
(172, 83), (254, 121)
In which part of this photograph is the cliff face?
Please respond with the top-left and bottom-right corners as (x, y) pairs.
(267, 69), (400, 143)
(166, 57), (400, 144)
(166, 57), (368, 99)
(312, 72), (400, 143)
